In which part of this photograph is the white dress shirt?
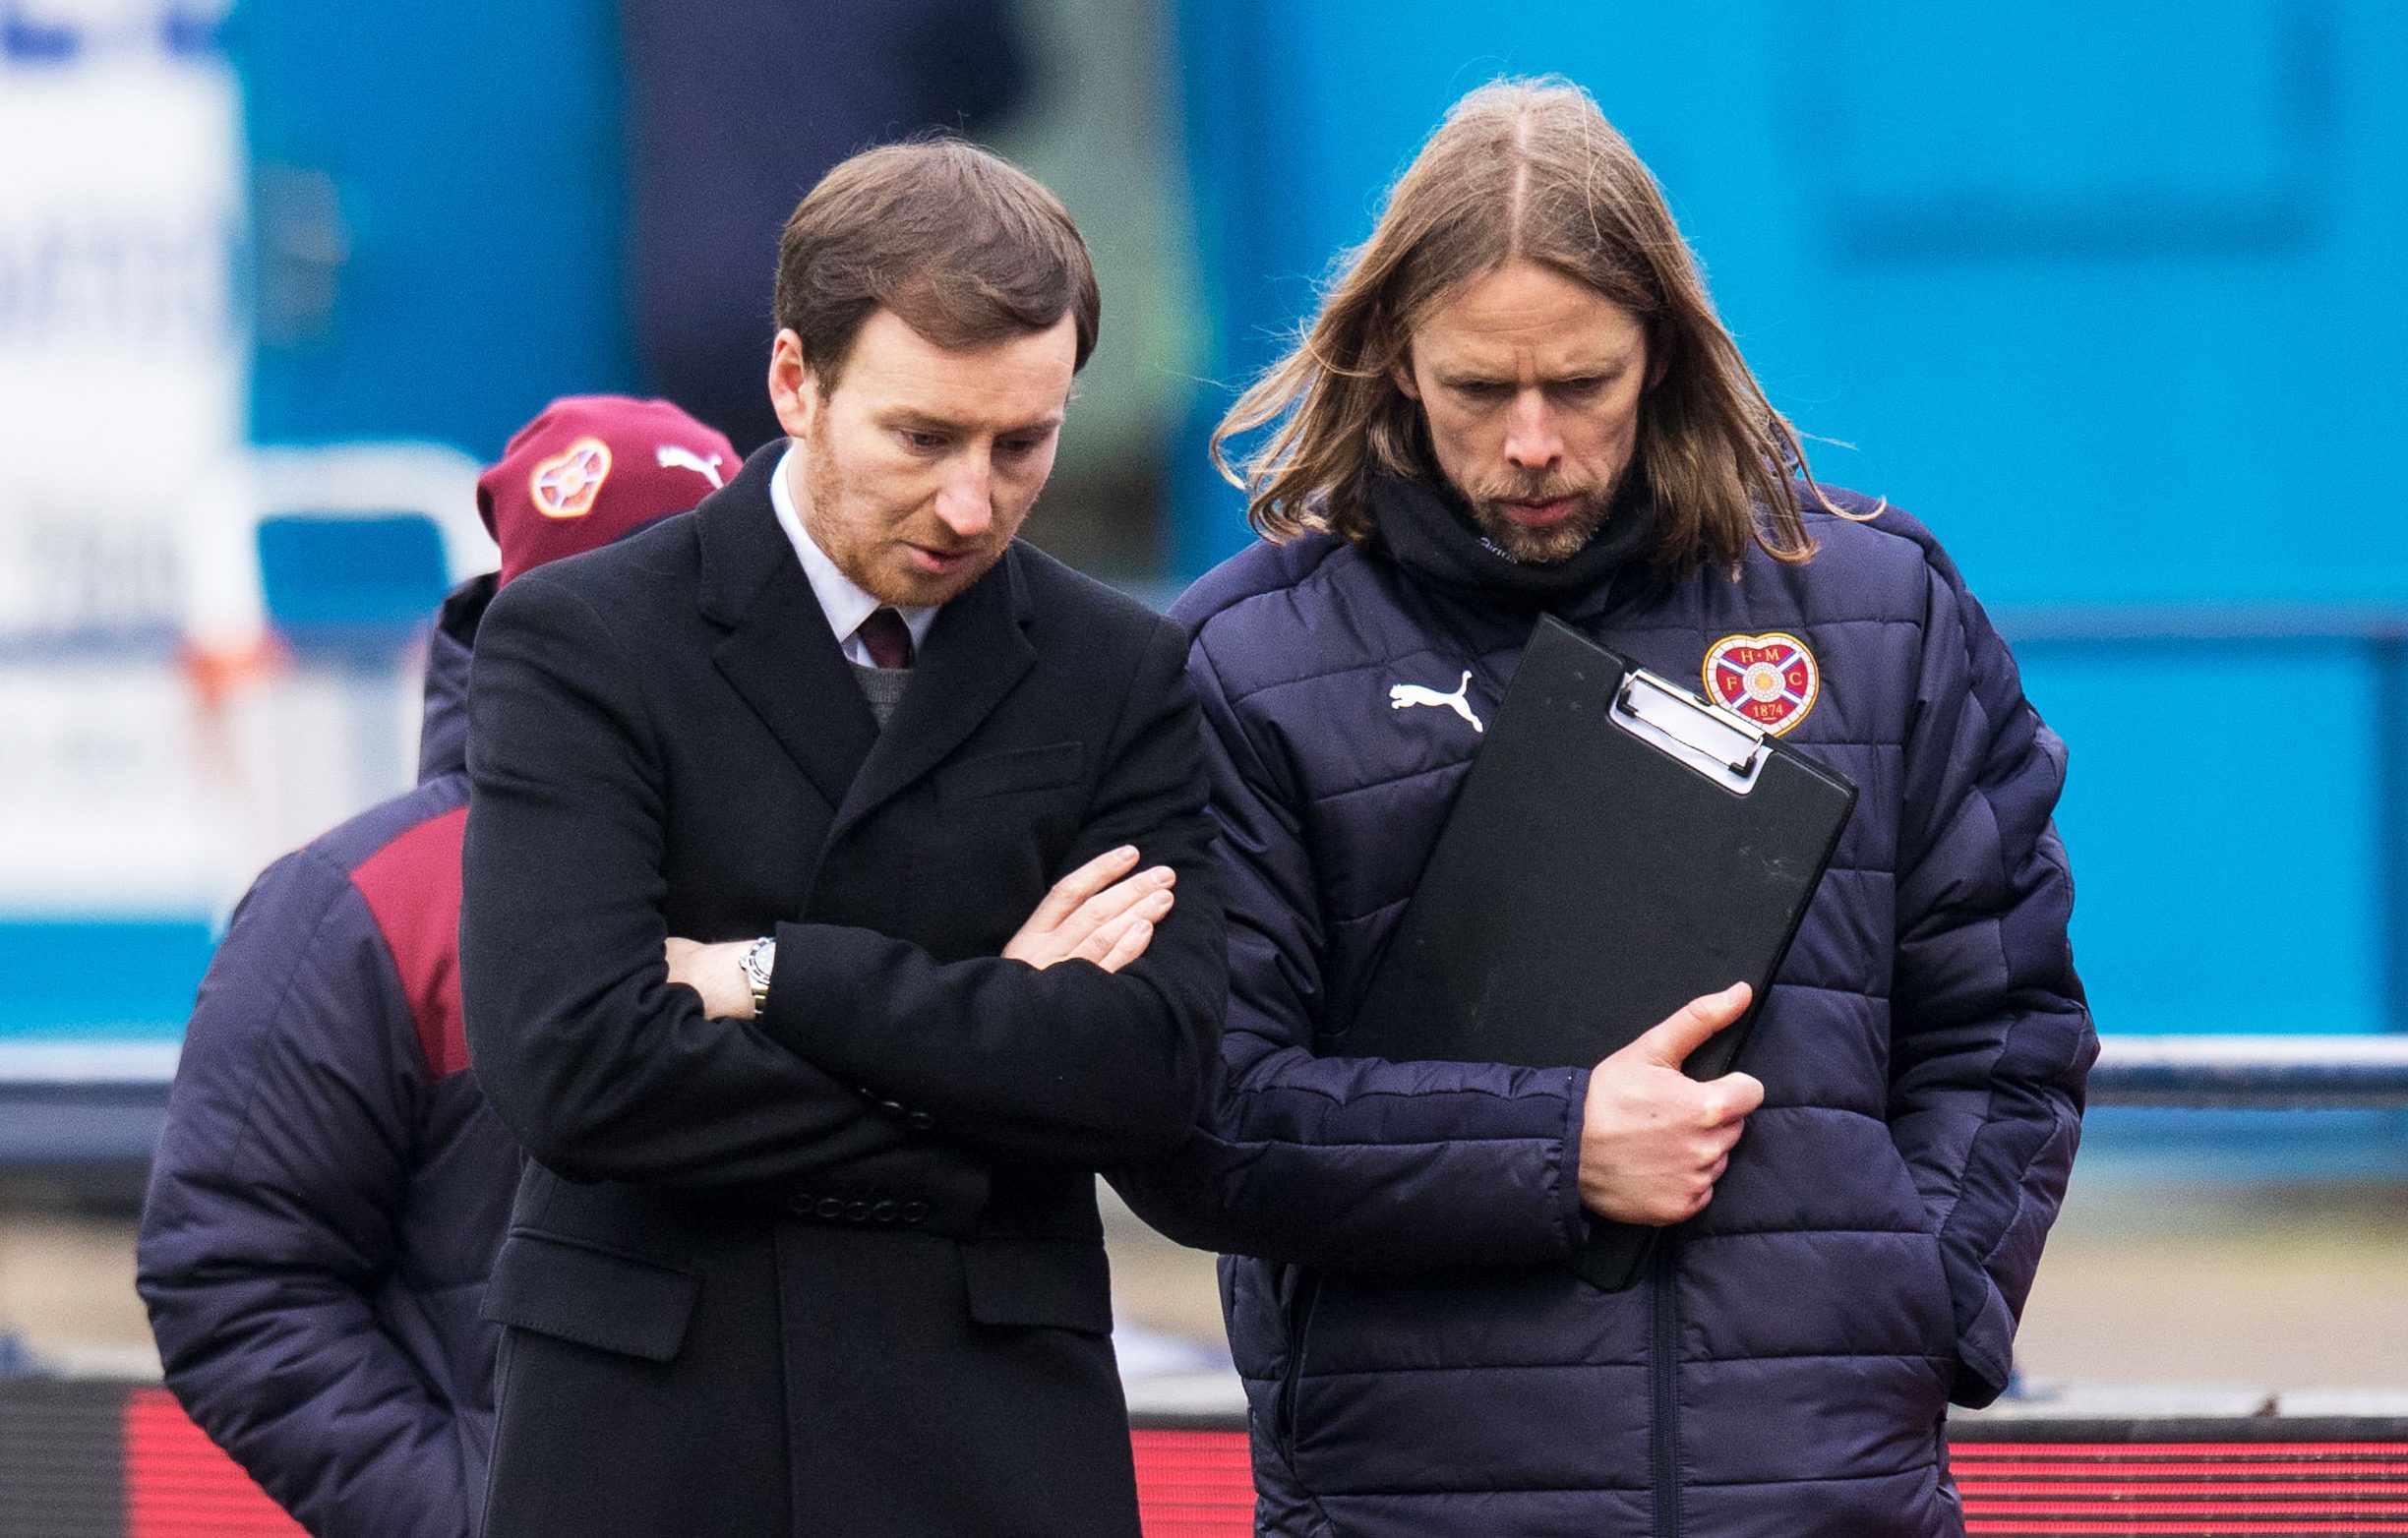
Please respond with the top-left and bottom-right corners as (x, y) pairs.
(770, 442), (937, 666)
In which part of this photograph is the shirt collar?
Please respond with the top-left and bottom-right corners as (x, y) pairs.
(770, 441), (937, 660)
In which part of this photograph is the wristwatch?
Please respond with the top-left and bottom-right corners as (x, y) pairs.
(741, 936), (776, 1016)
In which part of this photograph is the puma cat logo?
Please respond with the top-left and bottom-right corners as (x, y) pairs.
(656, 444), (727, 488)
(1389, 671), (1484, 733)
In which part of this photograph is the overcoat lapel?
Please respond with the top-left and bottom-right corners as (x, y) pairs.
(829, 547), (1036, 843)
(695, 445), (878, 812)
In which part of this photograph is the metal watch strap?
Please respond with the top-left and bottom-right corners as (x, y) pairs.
(742, 936), (776, 1015)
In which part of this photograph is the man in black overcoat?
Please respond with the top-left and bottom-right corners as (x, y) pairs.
(459, 140), (1224, 1538)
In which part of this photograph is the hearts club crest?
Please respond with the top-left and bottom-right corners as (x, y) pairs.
(1703, 631), (1820, 736)
(529, 437), (613, 519)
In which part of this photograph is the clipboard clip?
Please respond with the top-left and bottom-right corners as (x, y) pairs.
(1612, 669), (1768, 794)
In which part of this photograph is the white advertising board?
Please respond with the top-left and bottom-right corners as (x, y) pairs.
(0, 0), (245, 639)
(0, 1), (248, 912)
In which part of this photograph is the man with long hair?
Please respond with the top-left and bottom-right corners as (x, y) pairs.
(1118, 79), (2093, 1536)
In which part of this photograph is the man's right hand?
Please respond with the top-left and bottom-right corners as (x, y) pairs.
(1003, 845), (1176, 973)
(1578, 982), (1765, 1226)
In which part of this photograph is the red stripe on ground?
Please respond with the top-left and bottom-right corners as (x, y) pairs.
(1132, 1428), (1254, 1538)
(1957, 1461), (2408, 1478)
(1968, 1524), (2408, 1535)
(1964, 1479), (2408, 1497)
(122, 1389), (306, 1538)
(1967, 1501), (2408, 1516)
(1956, 1442), (2408, 1459)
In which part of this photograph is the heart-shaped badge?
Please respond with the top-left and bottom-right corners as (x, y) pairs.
(1702, 631), (1820, 736)
(529, 437), (613, 519)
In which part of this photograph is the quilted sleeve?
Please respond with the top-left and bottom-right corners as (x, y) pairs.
(136, 854), (479, 1538)
(1112, 624), (1592, 1272)
(1887, 554), (2098, 1408)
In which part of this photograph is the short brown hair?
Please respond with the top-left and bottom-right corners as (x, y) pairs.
(1216, 79), (1839, 573)
(773, 138), (1101, 391)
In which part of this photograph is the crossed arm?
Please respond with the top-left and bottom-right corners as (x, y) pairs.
(665, 843), (1176, 1017)
(462, 573), (1222, 1209)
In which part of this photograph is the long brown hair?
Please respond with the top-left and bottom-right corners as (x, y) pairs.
(1214, 78), (1834, 572)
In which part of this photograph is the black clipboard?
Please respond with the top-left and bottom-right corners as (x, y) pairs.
(1345, 616), (1857, 1290)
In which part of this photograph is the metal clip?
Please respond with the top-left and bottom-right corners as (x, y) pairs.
(1611, 669), (1766, 792)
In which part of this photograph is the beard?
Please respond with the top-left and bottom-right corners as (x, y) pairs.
(801, 414), (845, 517)
(1459, 469), (1621, 565)
(800, 415), (1002, 608)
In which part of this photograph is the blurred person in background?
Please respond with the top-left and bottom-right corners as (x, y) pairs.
(459, 141), (1222, 1538)
(1116, 79), (2095, 1537)
(136, 396), (739, 1538)
(622, 0), (1031, 450)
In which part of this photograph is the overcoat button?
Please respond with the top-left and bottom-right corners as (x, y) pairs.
(814, 1197), (844, 1219)
(900, 1202), (929, 1224)
(872, 1201), (899, 1223)
(845, 1200), (872, 1222)
(787, 1192), (813, 1214)
(905, 1110), (933, 1131)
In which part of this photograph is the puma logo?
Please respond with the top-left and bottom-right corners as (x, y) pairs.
(656, 444), (727, 488)
(1389, 671), (1484, 733)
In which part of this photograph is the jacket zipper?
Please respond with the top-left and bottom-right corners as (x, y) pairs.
(1276, 1266), (1321, 1462)
(1650, 1235), (1682, 1538)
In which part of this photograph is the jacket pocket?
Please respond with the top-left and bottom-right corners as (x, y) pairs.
(1915, 1228), (1961, 1370)
(481, 1231), (700, 1363)
(936, 741), (1083, 803)
(957, 1235), (1114, 1333)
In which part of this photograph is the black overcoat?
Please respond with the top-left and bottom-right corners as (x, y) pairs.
(459, 444), (1224, 1537)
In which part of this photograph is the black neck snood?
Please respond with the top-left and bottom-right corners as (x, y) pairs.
(1365, 471), (1656, 616)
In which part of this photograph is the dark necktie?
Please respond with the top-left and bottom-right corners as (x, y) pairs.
(857, 607), (914, 670)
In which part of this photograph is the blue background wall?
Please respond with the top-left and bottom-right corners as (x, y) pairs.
(229, 0), (641, 459)
(1170, 0), (2408, 1038)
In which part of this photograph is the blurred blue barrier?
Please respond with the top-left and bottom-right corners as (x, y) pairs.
(256, 512), (452, 646)
(2091, 1035), (2408, 1108)
(0, 918), (207, 1176)
(2004, 608), (2408, 1042)
(0, 919), (212, 1042)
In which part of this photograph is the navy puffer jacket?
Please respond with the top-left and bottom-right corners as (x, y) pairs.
(139, 579), (518, 1538)
(1117, 487), (2093, 1538)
